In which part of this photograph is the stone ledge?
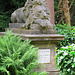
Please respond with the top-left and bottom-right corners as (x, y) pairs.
(0, 32), (64, 41)
(47, 69), (59, 72)
(5, 28), (57, 34)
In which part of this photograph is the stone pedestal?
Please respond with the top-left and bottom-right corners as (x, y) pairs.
(0, 32), (64, 75)
(0, 21), (64, 75)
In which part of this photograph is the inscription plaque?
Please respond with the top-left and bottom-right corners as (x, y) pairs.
(38, 49), (50, 63)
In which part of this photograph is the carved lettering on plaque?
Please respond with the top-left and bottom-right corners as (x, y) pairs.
(38, 49), (50, 63)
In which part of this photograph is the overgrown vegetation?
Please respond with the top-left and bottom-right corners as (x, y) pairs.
(0, 11), (10, 31)
(55, 23), (75, 75)
(0, 31), (47, 75)
(56, 44), (75, 75)
(0, 0), (27, 31)
(54, 23), (75, 48)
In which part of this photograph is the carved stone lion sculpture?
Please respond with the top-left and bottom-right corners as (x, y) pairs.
(23, 0), (53, 29)
(11, 7), (25, 23)
(10, 0), (53, 31)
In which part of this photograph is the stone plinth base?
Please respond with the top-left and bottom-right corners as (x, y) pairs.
(7, 23), (56, 34)
(5, 28), (57, 34)
(0, 32), (64, 75)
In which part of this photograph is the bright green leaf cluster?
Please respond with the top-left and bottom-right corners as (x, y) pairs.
(54, 23), (75, 48)
(56, 44), (75, 75)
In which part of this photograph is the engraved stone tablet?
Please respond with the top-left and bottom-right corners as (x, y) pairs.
(38, 49), (50, 63)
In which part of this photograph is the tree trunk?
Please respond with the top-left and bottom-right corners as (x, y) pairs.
(63, 0), (71, 29)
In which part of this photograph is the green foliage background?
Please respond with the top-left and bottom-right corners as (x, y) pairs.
(54, 0), (75, 26)
(54, 23), (75, 48)
(0, 0), (27, 31)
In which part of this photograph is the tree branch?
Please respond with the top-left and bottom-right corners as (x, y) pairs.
(57, 0), (62, 8)
(54, 0), (62, 15)
(58, 16), (64, 24)
(69, 0), (74, 9)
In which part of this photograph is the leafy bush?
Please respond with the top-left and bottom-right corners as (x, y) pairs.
(56, 44), (75, 75)
(0, 31), (47, 75)
(0, 11), (10, 31)
(0, 0), (27, 32)
(54, 23), (75, 48)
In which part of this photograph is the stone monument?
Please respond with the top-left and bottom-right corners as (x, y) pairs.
(10, 0), (56, 34)
(0, 0), (64, 75)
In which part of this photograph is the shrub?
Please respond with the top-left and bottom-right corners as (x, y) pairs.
(54, 23), (75, 48)
(0, 31), (47, 75)
(56, 44), (75, 75)
(0, 0), (27, 32)
(0, 11), (10, 32)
